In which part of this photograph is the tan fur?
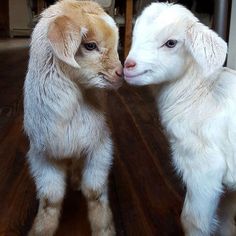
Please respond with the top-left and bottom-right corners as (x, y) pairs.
(82, 186), (115, 236)
(44, 0), (121, 84)
(28, 198), (62, 236)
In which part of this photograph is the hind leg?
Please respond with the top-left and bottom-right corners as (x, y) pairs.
(81, 137), (115, 236)
(27, 148), (66, 236)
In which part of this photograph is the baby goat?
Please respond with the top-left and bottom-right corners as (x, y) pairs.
(124, 2), (236, 236)
(24, 0), (122, 235)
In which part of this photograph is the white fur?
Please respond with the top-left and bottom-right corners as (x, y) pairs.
(24, 1), (121, 235)
(125, 2), (236, 236)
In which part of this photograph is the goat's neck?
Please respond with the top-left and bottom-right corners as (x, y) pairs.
(158, 65), (219, 112)
(59, 63), (106, 112)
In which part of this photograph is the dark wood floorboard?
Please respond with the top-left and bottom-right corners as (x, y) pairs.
(0, 39), (184, 236)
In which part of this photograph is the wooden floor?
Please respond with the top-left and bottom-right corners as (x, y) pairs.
(0, 39), (184, 236)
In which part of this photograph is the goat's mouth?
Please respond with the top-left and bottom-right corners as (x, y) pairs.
(124, 70), (149, 80)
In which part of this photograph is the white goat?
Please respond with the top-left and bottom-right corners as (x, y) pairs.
(124, 2), (236, 236)
(24, 0), (122, 235)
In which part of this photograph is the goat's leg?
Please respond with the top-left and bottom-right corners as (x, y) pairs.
(81, 136), (115, 236)
(181, 170), (223, 236)
(27, 148), (66, 236)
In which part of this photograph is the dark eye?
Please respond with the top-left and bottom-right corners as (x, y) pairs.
(84, 42), (98, 51)
(165, 39), (178, 48)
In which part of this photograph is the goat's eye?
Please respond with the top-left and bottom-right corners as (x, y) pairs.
(165, 39), (178, 48)
(84, 42), (98, 51)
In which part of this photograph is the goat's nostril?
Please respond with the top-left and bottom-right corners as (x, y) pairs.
(115, 66), (123, 77)
(124, 59), (136, 69)
(115, 69), (123, 77)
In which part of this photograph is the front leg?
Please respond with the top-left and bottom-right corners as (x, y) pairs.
(81, 135), (115, 236)
(181, 168), (223, 236)
(27, 148), (67, 236)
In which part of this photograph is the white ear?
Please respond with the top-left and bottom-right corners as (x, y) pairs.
(48, 16), (83, 68)
(186, 22), (227, 76)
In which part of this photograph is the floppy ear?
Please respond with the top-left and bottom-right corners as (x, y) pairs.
(186, 22), (227, 76)
(48, 15), (84, 68)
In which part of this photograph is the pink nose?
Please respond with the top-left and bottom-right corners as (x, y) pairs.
(124, 59), (136, 69)
(115, 67), (123, 77)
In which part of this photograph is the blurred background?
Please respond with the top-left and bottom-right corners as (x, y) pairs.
(1, 0), (236, 63)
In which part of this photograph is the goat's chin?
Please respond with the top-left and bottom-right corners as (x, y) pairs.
(103, 76), (123, 90)
(124, 73), (158, 86)
(81, 76), (122, 90)
(125, 78), (148, 86)
(103, 80), (123, 90)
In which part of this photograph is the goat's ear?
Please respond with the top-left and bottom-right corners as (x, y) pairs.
(186, 22), (227, 76)
(48, 16), (83, 68)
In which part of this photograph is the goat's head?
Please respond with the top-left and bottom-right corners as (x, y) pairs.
(44, 0), (122, 89)
(124, 2), (227, 85)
